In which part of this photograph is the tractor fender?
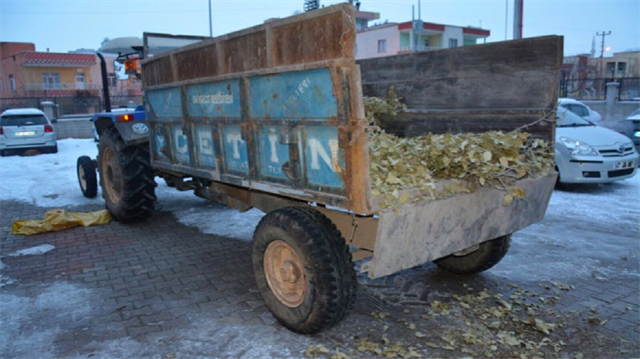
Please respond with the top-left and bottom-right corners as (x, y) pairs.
(94, 115), (150, 146)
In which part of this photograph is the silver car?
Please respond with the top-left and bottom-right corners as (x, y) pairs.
(0, 108), (58, 156)
(555, 107), (638, 184)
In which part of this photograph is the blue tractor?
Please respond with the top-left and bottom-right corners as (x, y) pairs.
(76, 37), (167, 220)
(77, 34), (205, 221)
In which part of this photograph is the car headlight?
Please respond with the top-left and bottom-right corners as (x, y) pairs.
(560, 137), (599, 156)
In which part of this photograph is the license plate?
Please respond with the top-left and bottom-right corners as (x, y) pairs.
(614, 161), (634, 169)
(15, 131), (35, 136)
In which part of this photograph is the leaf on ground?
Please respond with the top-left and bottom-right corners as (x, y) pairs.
(415, 332), (426, 338)
(503, 194), (514, 206)
(534, 318), (556, 334)
(331, 348), (349, 359)
(305, 344), (330, 358)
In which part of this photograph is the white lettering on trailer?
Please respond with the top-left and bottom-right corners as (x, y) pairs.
(226, 133), (243, 159)
(192, 92), (234, 105)
(197, 130), (214, 155)
(268, 134), (279, 163)
(309, 138), (339, 172)
(282, 77), (311, 113)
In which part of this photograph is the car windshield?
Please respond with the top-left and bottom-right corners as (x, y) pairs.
(630, 109), (639, 117)
(556, 107), (593, 127)
(0, 115), (48, 126)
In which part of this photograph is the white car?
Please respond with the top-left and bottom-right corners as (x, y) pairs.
(0, 108), (58, 156)
(625, 108), (639, 152)
(559, 98), (602, 126)
(555, 107), (638, 184)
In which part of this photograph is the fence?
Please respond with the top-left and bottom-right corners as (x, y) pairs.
(618, 77), (640, 100)
(560, 77), (640, 101)
(0, 95), (143, 116)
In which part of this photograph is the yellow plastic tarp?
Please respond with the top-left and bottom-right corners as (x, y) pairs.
(11, 209), (112, 235)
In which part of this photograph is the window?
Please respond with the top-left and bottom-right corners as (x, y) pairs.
(424, 38), (430, 49)
(606, 62), (615, 74)
(0, 114), (48, 126)
(75, 73), (86, 90)
(377, 39), (387, 53)
(9, 74), (16, 91)
(449, 38), (458, 48)
(566, 104), (588, 117)
(617, 62), (627, 75)
(108, 74), (117, 87)
(42, 72), (60, 89)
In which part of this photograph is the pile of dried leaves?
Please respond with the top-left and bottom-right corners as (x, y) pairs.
(365, 92), (555, 209)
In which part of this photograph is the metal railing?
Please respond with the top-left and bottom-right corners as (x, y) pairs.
(23, 83), (101, 91)
(559, 77), (640, 101)
(618, 77), (640, 100)
(1, 95), (143, 115)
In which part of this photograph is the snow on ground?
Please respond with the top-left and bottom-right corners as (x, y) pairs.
(8, 244), (56, 257)
(1, 139), (638, 244)
(0, 138), (264, 241)
(0, 139), (99, 208)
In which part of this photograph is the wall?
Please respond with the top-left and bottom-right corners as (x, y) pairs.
(356, 24), (400, 59)
(442, 26), (463, 48)
(583, 82), (639, 138)
(53, 118), (94, 139)
(1, 50), (27, 97)
(23, 66), (79, 85)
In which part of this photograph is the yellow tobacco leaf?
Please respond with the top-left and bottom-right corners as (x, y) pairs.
(510, 187), (526, 198)
(503, 194), (514, 206)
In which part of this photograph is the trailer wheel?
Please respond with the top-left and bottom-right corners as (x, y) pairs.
(252, 207), (357, 334)
(435, 235), (511, 275)
(77, 155), (98, 198)
(98, 127), (156, 222)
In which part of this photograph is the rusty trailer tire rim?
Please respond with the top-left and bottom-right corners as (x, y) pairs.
(102, 147), (122, 203)
(264, 240), (307, 308)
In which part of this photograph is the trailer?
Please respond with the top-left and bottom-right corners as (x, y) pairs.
(85, 4), (562, 334)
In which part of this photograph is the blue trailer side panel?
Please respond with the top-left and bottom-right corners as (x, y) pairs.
(148, 87), (182, 118)
(187, 80), (241, 118)
(257, 126), (291, 180)
(146, 68), (347, 198)
(303, 126), (344, 188)
(193, 124), (217, 169)
(249, 68), (337, 119)
(220, 124), (249, 174)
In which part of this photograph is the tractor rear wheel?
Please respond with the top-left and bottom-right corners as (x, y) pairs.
(98, 127), (156, 222)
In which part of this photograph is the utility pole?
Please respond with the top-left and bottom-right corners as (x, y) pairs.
(512, 0), (523, 40)
(596, 31), (611, 78)
(208, 0), (213, 37)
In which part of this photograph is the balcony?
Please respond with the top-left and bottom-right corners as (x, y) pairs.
(23, 83), (101, 91)
(398, 46), (442, 54)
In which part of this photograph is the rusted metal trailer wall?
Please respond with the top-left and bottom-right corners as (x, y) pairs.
(141, 5), (374, 214)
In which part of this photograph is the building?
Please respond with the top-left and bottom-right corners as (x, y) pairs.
(354, 12), (490, 60)
(562, 50), (640, 99)
(595, 50), (640, 79)
(1, 42), (142, 114)
(1, 42), (98, 99)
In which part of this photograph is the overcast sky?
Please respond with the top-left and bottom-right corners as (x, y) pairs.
(1, 0), (638, 57)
